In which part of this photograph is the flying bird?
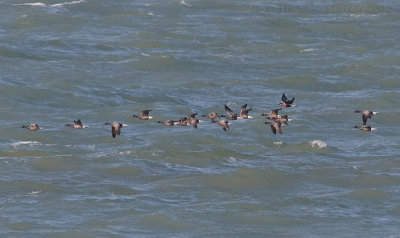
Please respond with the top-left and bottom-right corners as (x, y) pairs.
(21, 123), (40, 131)
(202, 112), (220, 123)
(104, 122), (127, 138)
(217, 120), (230, 131)
(157, 120), (175, 126)
(354, 125), (375, 131)
(278, 93), (295, 107)
(265, 120), (282, 134)
(65, 119), (86, 129)
(354, 110), (377, 125)
(222, 104), (238, 120)
(239, 104), (253, 119)
(133, 110), (153, 120)
(261, 108), (282, 120)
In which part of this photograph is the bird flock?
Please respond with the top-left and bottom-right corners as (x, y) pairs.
(21, 93), (377, 137)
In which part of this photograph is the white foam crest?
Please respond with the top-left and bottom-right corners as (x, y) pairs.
(180, 0), (192, 7)
(11, 141), (41, 148)
(226, 157), (237, 167)
(309, 140), (327, 149)
(13, 2), (46, 7)
(273, 141), (283, 146)
(350, 13), (380, 18)
(14, 0), (86, 8)
(49, 0), (86, 7)
(88, 152), (109, 158)
(300, 48), (317, 53)
(118, 150), (134, 155)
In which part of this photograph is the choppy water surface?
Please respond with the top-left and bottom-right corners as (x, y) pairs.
(1, 0), (400, 237)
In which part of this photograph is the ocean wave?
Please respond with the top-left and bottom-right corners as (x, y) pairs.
(13, 2), (46, 7)
(300, 48), (317, 53)
(273, 141), (283, 146)
(50, 0), (86, 7)
(309, 140), (328, 149)
(180, 0), (192, 7)
(11, 141), (41, 148)
(13, 0), (86, 8)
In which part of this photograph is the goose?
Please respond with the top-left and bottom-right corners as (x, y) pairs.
(133, 110), (153, 120)
(354, 110), (377, 125)
(104, 122), (128, 138)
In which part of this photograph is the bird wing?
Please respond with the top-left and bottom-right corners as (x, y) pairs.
(224, 105), (234, 115)
(116, 124), (122, 135)
(281, 93), (288, 103)
(111, 126), (117, 138)
(362, 114), (368, 125)
(187, 113), (197, 119)
(141, 110), (151, 117)
(271, 109), (281, 115)
(282, 93), (295, 104)
(270, 124), (277, 134)
(276, 123), (282, 134)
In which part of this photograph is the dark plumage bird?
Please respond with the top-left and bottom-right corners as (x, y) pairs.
(202, 112), (220, 123)
(174, 113), (201, 128)
(174, 117), (189, 126)
(157, 120), (175, 126)
(261, 109), (282, 120)
(21, 123), (40, 131)
(104, 122), (127, 138)
(278, 93), (295, 107)
(186, 113), (200, 128)
(133, 110), (153, 120)
(274, 115), (292, 125)
(217, 120), (230, 131)
(354, 125), (375, 131)
(354, 110), (377, 125)
(222, 104), (238, 120)
(65, 119), (86, 129)
(188, 117), (200, 128)
(239, 104), (253, 119)
(265, 120), (282, 134)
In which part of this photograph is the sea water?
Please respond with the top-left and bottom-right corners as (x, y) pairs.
(1, 0), (400, 237)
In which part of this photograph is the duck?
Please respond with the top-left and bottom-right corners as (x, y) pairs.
(65, 119), (86, 129)
(264, 120), (282, 134)
(239, 104), (253, 119)
(278, 93), (295, 107)
(104, 122), (128, 138)
(354, 125), (375, 131)
(157, 120), (175, 126)
(202, 112), (220, 123)
(132, 110), (153, 120)
(217, 120), (230, 131)
(354, 110), (377, 125)
(21, 123), (40, 131)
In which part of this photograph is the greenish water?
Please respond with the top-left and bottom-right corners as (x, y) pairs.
(1, 0), (400, 237)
